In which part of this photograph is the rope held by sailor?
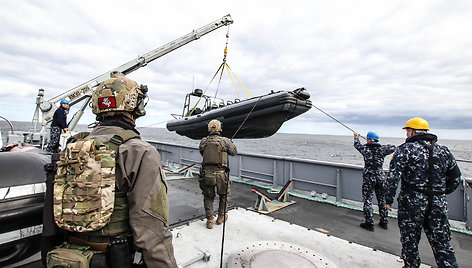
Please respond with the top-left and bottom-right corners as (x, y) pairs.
(311, 104), (366, 140)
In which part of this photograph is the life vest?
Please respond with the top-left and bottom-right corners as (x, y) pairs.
(53, 130), (138, 235)
(202, 137), (228, 168)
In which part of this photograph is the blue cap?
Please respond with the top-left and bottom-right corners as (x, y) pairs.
(60, 99), (69, 104)
(367, 131), (379, 140)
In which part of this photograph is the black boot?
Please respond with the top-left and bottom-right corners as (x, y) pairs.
(360, 222), (374, 231)
(379, 222), (388, 229)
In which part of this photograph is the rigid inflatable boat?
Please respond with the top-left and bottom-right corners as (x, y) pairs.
(166, 88), (312, 140)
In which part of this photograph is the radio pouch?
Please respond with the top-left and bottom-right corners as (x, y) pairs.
(46, 242), (94, 268)
(204, 171), (217, 186)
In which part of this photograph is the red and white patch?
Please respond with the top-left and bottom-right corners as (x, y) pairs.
(98, 97), (116, 109)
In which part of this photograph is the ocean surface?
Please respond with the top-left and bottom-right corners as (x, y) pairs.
(2, 121), (471, 178)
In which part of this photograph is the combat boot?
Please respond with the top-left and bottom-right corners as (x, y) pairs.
(206, 219), (214, 229)
(360, 222), (374, 231)
(216, 214), (228, 225)
(379, 222), (388, 229)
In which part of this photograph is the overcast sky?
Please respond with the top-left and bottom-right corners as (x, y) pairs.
(0, 0), (471, 140)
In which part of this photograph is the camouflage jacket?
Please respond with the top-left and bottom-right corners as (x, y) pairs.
(199, 132), (237, 170)
(385, 133), (462, 205)
(354, 137), (396, 176)
(86, 124), (173, 266)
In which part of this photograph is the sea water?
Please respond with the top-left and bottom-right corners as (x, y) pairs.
(2, 121), (471, 178)
(137, 127), (472, 178)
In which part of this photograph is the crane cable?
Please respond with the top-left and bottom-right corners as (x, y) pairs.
(221, 26), (253, 98)
(215, 26), (253, 100)
(225, 63), (253, 98)
(187, 61), (226, 117)
(189, 24), (254, 117)
(214, 26), (231, 99)
(224, 62), (240, 99)
(187, 25), (233, 117)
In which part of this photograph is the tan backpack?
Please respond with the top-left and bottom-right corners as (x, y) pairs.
(53, 130), (138, 232)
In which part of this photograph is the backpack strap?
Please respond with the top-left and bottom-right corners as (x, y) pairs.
(107, 130), (140, 150)
(66, 132), (90, 145)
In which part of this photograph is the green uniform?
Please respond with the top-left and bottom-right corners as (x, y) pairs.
(199, 132), (237, 219)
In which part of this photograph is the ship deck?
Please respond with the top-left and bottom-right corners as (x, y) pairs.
(167, 177), (471, 267)
(17, 177), (472, 267)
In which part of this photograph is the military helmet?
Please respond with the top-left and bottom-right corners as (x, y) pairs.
(366, 131), (379, 140)
(92, 72), (147, 121)
(208, 119), (222, 132)
(403, 117), (429, 131)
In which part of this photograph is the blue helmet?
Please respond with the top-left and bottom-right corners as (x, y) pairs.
(60, 99), (69, 104)
(366, 131), (379, 140)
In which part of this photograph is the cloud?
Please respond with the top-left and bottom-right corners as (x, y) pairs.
(0, 0), (471, 140)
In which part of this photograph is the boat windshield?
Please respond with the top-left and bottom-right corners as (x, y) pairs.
(182, 92), (227, 117)
(203, 97), (225, 111)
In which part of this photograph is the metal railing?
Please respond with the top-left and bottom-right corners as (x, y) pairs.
(149, 140), (472, 230)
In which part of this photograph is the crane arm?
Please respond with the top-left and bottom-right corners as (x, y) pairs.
(39, 14), (233, 124)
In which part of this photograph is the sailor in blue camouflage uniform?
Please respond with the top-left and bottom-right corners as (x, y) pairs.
(46, 99), (69, 153)
(385, 117), (462, 268)
(354, 131), (396, 231)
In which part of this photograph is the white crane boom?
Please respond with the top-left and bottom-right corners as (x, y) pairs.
(39, 14), (233, 126)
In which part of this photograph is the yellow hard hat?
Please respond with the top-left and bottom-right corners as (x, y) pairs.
(403, 117), (429, 130)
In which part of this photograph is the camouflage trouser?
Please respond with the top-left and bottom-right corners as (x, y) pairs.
(46, 126), (61, 153)
(199, 169), (231, 220)
(362, 175), (388, 224)
(398, 197), (458, 268)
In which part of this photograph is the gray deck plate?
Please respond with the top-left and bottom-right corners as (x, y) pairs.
(168, 178), (472, 267)
(15, 178), (472, 267)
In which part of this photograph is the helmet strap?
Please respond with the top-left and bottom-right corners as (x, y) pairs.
(98, 113), (136, 127)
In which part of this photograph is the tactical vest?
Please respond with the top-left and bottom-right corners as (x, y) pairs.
(202, 138), (228, 167)
(53, 130), (138, 236)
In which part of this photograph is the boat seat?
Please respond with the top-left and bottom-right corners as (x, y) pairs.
(234, 98), (240, 103)
(186, 107), (202, 116)
(226, 100), (233, 105)
(219, 102), (225, 108)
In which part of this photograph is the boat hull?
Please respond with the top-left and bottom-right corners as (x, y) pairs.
(0, 150), (49, 266)
(166, 89), (312, 139)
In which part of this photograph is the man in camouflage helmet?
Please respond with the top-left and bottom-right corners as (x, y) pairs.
(385, 117), (461, 267)
(199, 119), (237, 229)
(354, 131), (396, 231)
(70, 72), (177, 267)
